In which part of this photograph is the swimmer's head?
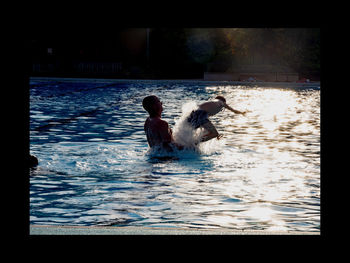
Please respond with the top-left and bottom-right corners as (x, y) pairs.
(215, 96), (226, 104)
(143, 95), (163, 117)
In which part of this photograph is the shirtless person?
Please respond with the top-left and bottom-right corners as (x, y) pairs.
(188, 95), (246, 142)
(142, 95), (183, 151)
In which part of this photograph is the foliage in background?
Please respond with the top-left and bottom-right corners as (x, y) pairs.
(28, 28), (320, 78)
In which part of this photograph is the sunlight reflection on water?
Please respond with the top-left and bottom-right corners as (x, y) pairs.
(30, 80), (320, 232)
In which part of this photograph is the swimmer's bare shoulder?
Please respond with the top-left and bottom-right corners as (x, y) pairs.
(156, 119), (184, 150)
(157, 119), (172, 141)
(199, 100), (224, 115)
(144, 117), (170, 142)
(144, 117), (167, 130)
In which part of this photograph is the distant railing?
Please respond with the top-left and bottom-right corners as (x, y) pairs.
(32, 62), (123, 74)
(207, 62), (294, 73)
(204, 72), (299, 82)
(74, 62), (122, 74)
(32, 63), (55, 72)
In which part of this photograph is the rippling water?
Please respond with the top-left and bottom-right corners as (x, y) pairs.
(30, 79), (320, 232)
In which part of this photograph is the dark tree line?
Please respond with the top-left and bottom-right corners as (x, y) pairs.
(152, 28), (320, 77)
(28, 28), (320, 79)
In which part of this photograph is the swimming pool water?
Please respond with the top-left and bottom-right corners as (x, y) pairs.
(30, 78), (320, 232)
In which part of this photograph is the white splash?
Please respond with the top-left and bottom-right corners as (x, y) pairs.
(172, 101), (202, 148)
(172, 101), (224, 155)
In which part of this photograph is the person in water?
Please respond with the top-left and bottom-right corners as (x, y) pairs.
(143, 95), (183, 151)
(188, 95), (246, 142)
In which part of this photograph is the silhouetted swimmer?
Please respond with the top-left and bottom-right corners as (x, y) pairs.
(188, 95), (246, 142)
(142, 95), (183, 152)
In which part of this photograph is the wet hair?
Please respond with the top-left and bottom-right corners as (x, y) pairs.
(28, 154), (38, 168)
(142, 95), (159, 115)
(215, 96), (226, 103)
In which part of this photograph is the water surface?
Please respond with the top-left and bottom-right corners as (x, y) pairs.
(30, 79), (320, 232)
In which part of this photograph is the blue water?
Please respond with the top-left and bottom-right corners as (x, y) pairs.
(30, 78), (320, 232)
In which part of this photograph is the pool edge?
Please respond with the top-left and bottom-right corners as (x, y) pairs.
(29, 76), (320, 88)
(29, 225), (319, 235)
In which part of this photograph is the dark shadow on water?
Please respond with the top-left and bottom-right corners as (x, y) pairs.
(147, 156), (180, 163)
(145, 146), (216, 177)
(145, 146), (201, 163)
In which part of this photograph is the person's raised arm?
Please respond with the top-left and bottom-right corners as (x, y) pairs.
(224, 103), (246, 115)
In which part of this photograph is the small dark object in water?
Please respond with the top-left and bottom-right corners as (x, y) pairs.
(29, 154), (38, 168)
(154, 156), (179, 161)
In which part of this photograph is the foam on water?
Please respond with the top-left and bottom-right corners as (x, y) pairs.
(171, 101), (225, 155)
(172, 101), (200, 148)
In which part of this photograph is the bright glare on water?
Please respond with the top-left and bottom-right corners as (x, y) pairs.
(30, 79), (320, 232)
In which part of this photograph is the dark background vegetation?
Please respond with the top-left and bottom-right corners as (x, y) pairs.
(27, 28), (320, 80)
